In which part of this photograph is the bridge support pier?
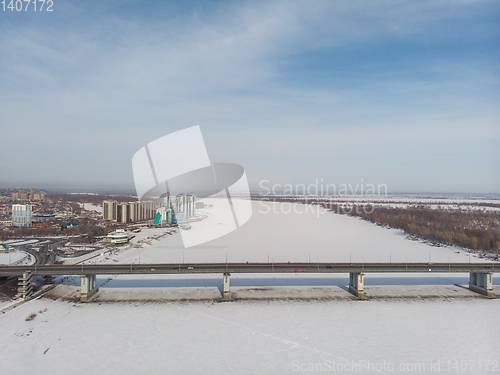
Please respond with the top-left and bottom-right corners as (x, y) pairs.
(80, 275), (98, 302)
(223, 272), (231, 301)
(18, 271), (33, 300)
(469, 272), (493, 297)
(349, 273), (364, 299)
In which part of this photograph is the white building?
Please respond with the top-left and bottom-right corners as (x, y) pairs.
(105, 229), (129, 244)
(12, 204), (32, 227)
(186, 193), (196, 218)
(175, 193), (185, 215)
(160, 193), (170, 208)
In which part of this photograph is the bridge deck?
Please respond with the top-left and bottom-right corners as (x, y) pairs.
(0, 263), (497, 276)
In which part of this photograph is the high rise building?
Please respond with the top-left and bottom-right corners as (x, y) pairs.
(102, 200), (158, 223)
(141, 200), (155, 221)
(154, 206), (173, 226)
(128, 202), (135, 223)
(129, 201), (140, 222)
(32, 192), (46, 200)
(18, 189), (29, 200)
(129, 202), (144, 222)
(159, 193), (170, 208)
(186, 193), (196, 218)
(140, 202), (146, 221)
(116, 203), (130, 223)
(175, 194), (185, 214)
(12, 204), (32, 227)
(103, 200), (117, 221)
(11, 188), (42, 200)
(174, 194), (185, 223)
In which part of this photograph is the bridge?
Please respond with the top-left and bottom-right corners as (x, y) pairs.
(0, 262), (497, 301)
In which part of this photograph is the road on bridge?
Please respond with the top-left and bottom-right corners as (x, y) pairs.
(0, 262), (498, 277)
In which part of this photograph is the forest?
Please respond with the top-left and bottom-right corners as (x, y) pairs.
(254, 195), (500, 255)
(321, 203), (500, 254)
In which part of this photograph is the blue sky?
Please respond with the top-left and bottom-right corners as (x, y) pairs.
(0, 0), (499, 194)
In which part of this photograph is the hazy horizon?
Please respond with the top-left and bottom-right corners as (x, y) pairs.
(1, 184), (500, 199)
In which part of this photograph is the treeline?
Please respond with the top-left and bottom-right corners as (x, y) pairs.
(1, 226), (61, 239)
(64, 223), (108, 243)
(1, 221), (113, 244)
(321, 203), (500, 254)
(46, 193), (137, 204)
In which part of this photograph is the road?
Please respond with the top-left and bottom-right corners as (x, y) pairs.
(0, 262), (498, 276)
(10, 238), (63, 265)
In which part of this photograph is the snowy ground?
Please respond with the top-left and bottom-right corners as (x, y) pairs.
(2, 239), (38, 246)
(1, 200), (499, 374)
(0, 252), (27, 265)
(79, 202), (102, 213)
(0, 298), (498, 374)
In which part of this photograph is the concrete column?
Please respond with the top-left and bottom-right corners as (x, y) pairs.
(349, 272), (365, 299)
(18, 271), (33, 300)
(223, 272), (231, 301)
(81, 274), (98, 302)
(469, 272), (493, 297)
